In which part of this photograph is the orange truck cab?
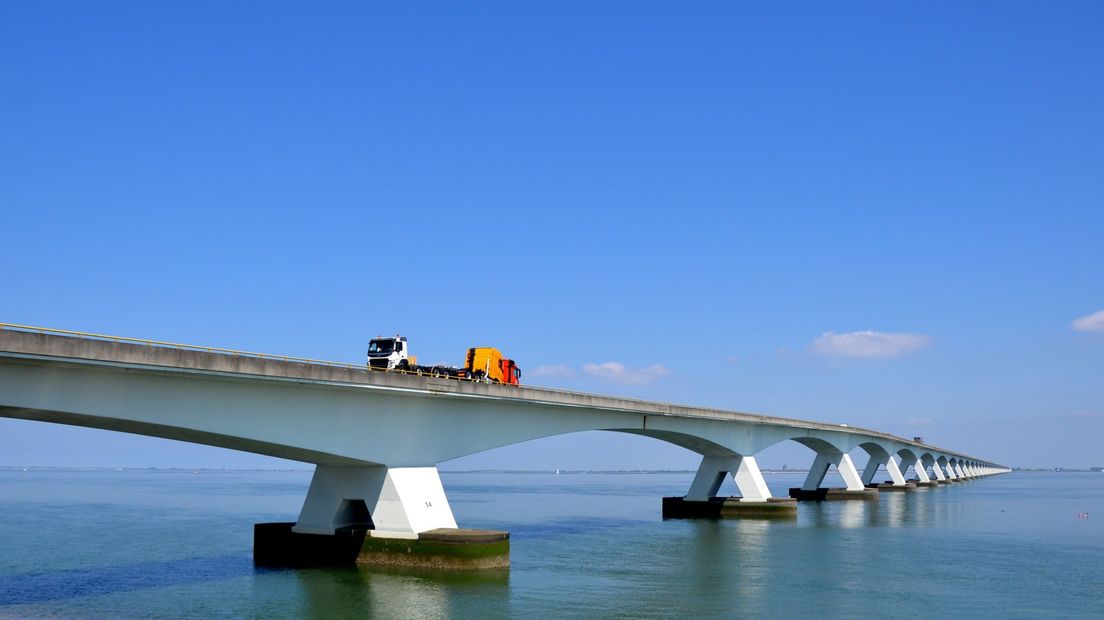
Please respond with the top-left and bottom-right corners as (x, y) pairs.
(465, 347), (522, 385)
(500, 358), (521, 386)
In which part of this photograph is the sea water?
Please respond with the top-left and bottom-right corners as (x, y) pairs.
(0, 469), (1100, 618)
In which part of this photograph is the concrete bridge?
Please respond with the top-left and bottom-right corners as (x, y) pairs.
(0, 325), (1007, 555)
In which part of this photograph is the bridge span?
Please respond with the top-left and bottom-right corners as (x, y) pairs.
(0, 324), (1007, 565)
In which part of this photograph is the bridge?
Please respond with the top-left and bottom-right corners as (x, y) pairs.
(0, 324), (1008, 566)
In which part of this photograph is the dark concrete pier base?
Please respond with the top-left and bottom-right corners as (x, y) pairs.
(788, 487), (880, 501)
(911, 480), (938, 487)
(358, 529), (510, 570)
(662, 496), (798, 519)
(254, 523), (509, 570)
(867, 482), (917, 491)
(254, 522), (363, 567)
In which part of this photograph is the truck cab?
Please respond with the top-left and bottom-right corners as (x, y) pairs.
(500, 358), (522, 386)
(367, 336), (410, 370)
(465, 347), (522, 385)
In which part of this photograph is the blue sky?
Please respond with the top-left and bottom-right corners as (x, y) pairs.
(2, 2), (1102, 470)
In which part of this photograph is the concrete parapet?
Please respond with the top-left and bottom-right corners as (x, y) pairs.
(788, 487), (879, 501)
(254, 523), (509, 570)
(662, 496), (797, 519)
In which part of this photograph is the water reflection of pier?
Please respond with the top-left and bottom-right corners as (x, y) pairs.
(294, 565), (508, 617)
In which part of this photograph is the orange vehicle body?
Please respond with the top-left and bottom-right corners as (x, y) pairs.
(465, 347), (522, 385)
(499, 357), (521, 386)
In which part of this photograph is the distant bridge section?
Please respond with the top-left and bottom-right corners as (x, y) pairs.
(0, 324), (1008, 538)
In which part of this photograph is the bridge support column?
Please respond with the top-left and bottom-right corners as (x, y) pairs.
(294, 464), (457, 536)
(861, 454), (908, 488)
(664, 455), (796, 519)
(255, 465), (509, 570)
(906, 457), (932, 485)
(929, 462), (946, 482)
(943, 462), (958, 481)
(860, 450), (912, 490)
(861, 454), (887, 486)
(875, 457), (913, 490)
(790, 452), (878, 501)
(803, 452), (865, 491)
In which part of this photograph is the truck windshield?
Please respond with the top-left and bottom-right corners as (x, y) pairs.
(368, 340), (395, 355)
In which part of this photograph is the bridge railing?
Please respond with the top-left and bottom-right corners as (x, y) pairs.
(0, 322), (368, 371)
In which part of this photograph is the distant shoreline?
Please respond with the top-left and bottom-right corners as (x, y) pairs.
(0, 466), (804, 474)
(2, 466), (1100, 474)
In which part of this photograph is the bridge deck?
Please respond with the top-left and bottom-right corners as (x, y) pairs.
(0, 326), (971, 460)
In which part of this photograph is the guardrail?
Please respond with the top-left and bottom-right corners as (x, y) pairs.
(0, 322), (488, 383)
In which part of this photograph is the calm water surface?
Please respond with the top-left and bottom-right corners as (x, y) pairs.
(0, 470), (1100, 618)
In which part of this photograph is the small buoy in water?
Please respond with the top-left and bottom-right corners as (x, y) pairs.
(1077, 512), (1089, 519)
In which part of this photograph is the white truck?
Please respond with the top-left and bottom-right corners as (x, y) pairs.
(366, 335), (412, 371)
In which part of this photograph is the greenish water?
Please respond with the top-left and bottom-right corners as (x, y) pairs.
(0, 470), (1100, 618)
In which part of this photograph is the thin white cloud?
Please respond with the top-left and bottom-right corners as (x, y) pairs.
(907, 417), (933, 427)
(1072, 309), (1104, 333)
(582, 362), (671, 385)
(529, 364), (576, 378)
(812, 330), (930, 358)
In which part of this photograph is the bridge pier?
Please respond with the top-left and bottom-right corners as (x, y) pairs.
(942, 460), (960, 481)
(789, 452), (878, 501)
(904, 455), (933, 486)
(925, 456), (947, 483)
(664, 455), (796, 518)
(869, 457), (917, 491)
(294, 465), (457, 536)
(861, 453), (912, 490)
(256, 464), (509, 570)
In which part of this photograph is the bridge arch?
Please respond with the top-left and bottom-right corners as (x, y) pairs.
(895, 448), (928, 482)
(921, 452), (945, 481)
(610, 428), (744, 458)
(856, 441), (908, 486)
(761, 435), (867, 492)
(937, 455), (955, 479)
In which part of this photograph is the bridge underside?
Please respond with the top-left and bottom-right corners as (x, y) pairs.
(0, 404), (373, 466)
